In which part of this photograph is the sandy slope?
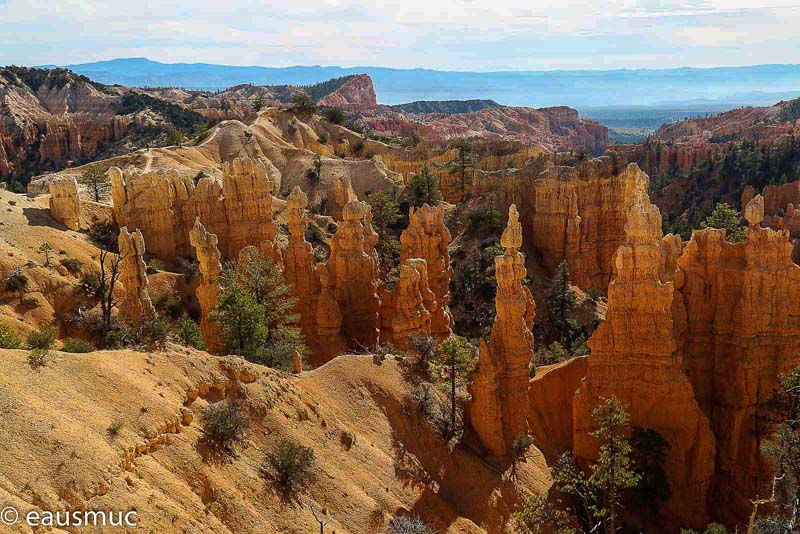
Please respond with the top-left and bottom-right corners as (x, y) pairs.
(0, 347), (549, 533)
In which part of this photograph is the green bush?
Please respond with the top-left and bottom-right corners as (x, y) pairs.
(323, 107), (345, 125)
(0, 324), (22, 349)
(261, 438), (316, 495)
(60, 258), (83, 275)
(4, 267), (28, 292)
(61, 337), (94, 353)
(201, 401), (249, 455)
(27, 326), (56, 350)
(172, 313), (206, 350)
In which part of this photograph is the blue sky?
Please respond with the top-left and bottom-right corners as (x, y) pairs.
(1, 0), (799, 70)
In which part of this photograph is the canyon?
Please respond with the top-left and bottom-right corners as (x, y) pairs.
(1, 63), (799, 533)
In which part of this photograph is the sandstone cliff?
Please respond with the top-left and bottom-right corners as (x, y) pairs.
(467, 158), (644, 290)
(572, 183), (716, 528)
(110, 157), (280, 263)
(48, 176), (81, 230)
(469, 205), (535, 456)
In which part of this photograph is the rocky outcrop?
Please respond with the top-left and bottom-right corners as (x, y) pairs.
(283, 187), (321, 355)
(315, 200), (380, 361)
(317, 74), (378, 110)
(110, 157), (280, 263)
(328, 175), (357, 221)
(673, 197), (800, 524)
(469, 205), (535, 456)
(189, 218), (223, 352)
(48, 177), (81, 230)
(572, 182), (716, 528)
(400, 204), (454, 337)
(383, 259), (434, 350)
(117, 227), (156, 325)
(358, 105), (608, 153)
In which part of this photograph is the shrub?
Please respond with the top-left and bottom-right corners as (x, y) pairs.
(60, 258), (83, 275)
(88, 220), (118, 251)
(28, 349), (47, 370)
(154, 292), (182, 319)
(61, 337), (94, 353)
(107, 416), (124, 439)
(323, 107), (345, 125)
(535, 341), (570, 367)
(386, 514), (437, 534)
(261, 438), (316, 495)
(27, 326), (56, 350)
(512, 433), (533, 457)
(317, 131), (329, 144)
(5, 267), (28, 292)
(201, 401), (249, 455)
(0, 324), (22, 349)
(78, 269), (103, 297)
(172, 313), (206, 350)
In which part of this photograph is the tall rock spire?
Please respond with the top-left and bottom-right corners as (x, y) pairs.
(469, 205), (535, 456)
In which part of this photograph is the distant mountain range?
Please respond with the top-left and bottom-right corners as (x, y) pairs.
(48, 58), (800, 109)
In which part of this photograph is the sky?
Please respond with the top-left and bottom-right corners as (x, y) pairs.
(1, 0), (799, 71)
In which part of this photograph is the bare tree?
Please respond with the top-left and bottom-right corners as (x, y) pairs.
(307, 502), (335, 534)
(97, 246), (125, 340)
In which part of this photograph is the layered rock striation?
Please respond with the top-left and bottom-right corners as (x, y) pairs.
(469, 205), (535, 456)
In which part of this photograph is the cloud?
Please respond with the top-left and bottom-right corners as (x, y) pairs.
(1, 0), (799, 69)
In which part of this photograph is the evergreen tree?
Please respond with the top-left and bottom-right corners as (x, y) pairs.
(702, 202), (746, 243)
(407, 166), (441, 208)
(434, 335), (476, 437)
(590, 397), (641, 534)
(210, 278), (267, 357)
(547, 260), (577, 345)
(450, 138), (475, 193)
(367, 191), (402, 273)
(172, 313), (206, 350)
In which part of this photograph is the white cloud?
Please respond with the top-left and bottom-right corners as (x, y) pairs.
(1, 0), (799, 69)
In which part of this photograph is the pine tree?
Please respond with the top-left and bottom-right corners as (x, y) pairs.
(407, 166), (441, 208)
(434, 335), (476, 437)
(210, 278), (267, 357)
(702, 202), (746, 243)
(172, 313), (206, 350)
(547, 260), (577, 345)
(590, 396), (641, 534)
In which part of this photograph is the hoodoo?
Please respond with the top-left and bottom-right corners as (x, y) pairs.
(469, 205), (536, 456)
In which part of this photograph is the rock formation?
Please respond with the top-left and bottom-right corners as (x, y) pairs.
(110, 157), (280, 263)
(468, 205), (535, 456)
(283, 187), (321, 353)
(48, 177), (81, 230)
(400, 204), (454, 337)
(328, 175), (357, 221)
(672, 196), (800, 524)
(189, 218), (223, 352)
(383, 259), (434, 350)
(314, 263), (346, 362)
(471, 159), (647, 290)
(317, 200), (380, 359)
(117, 227), (156, 324)
(572, 183), (716, 528)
